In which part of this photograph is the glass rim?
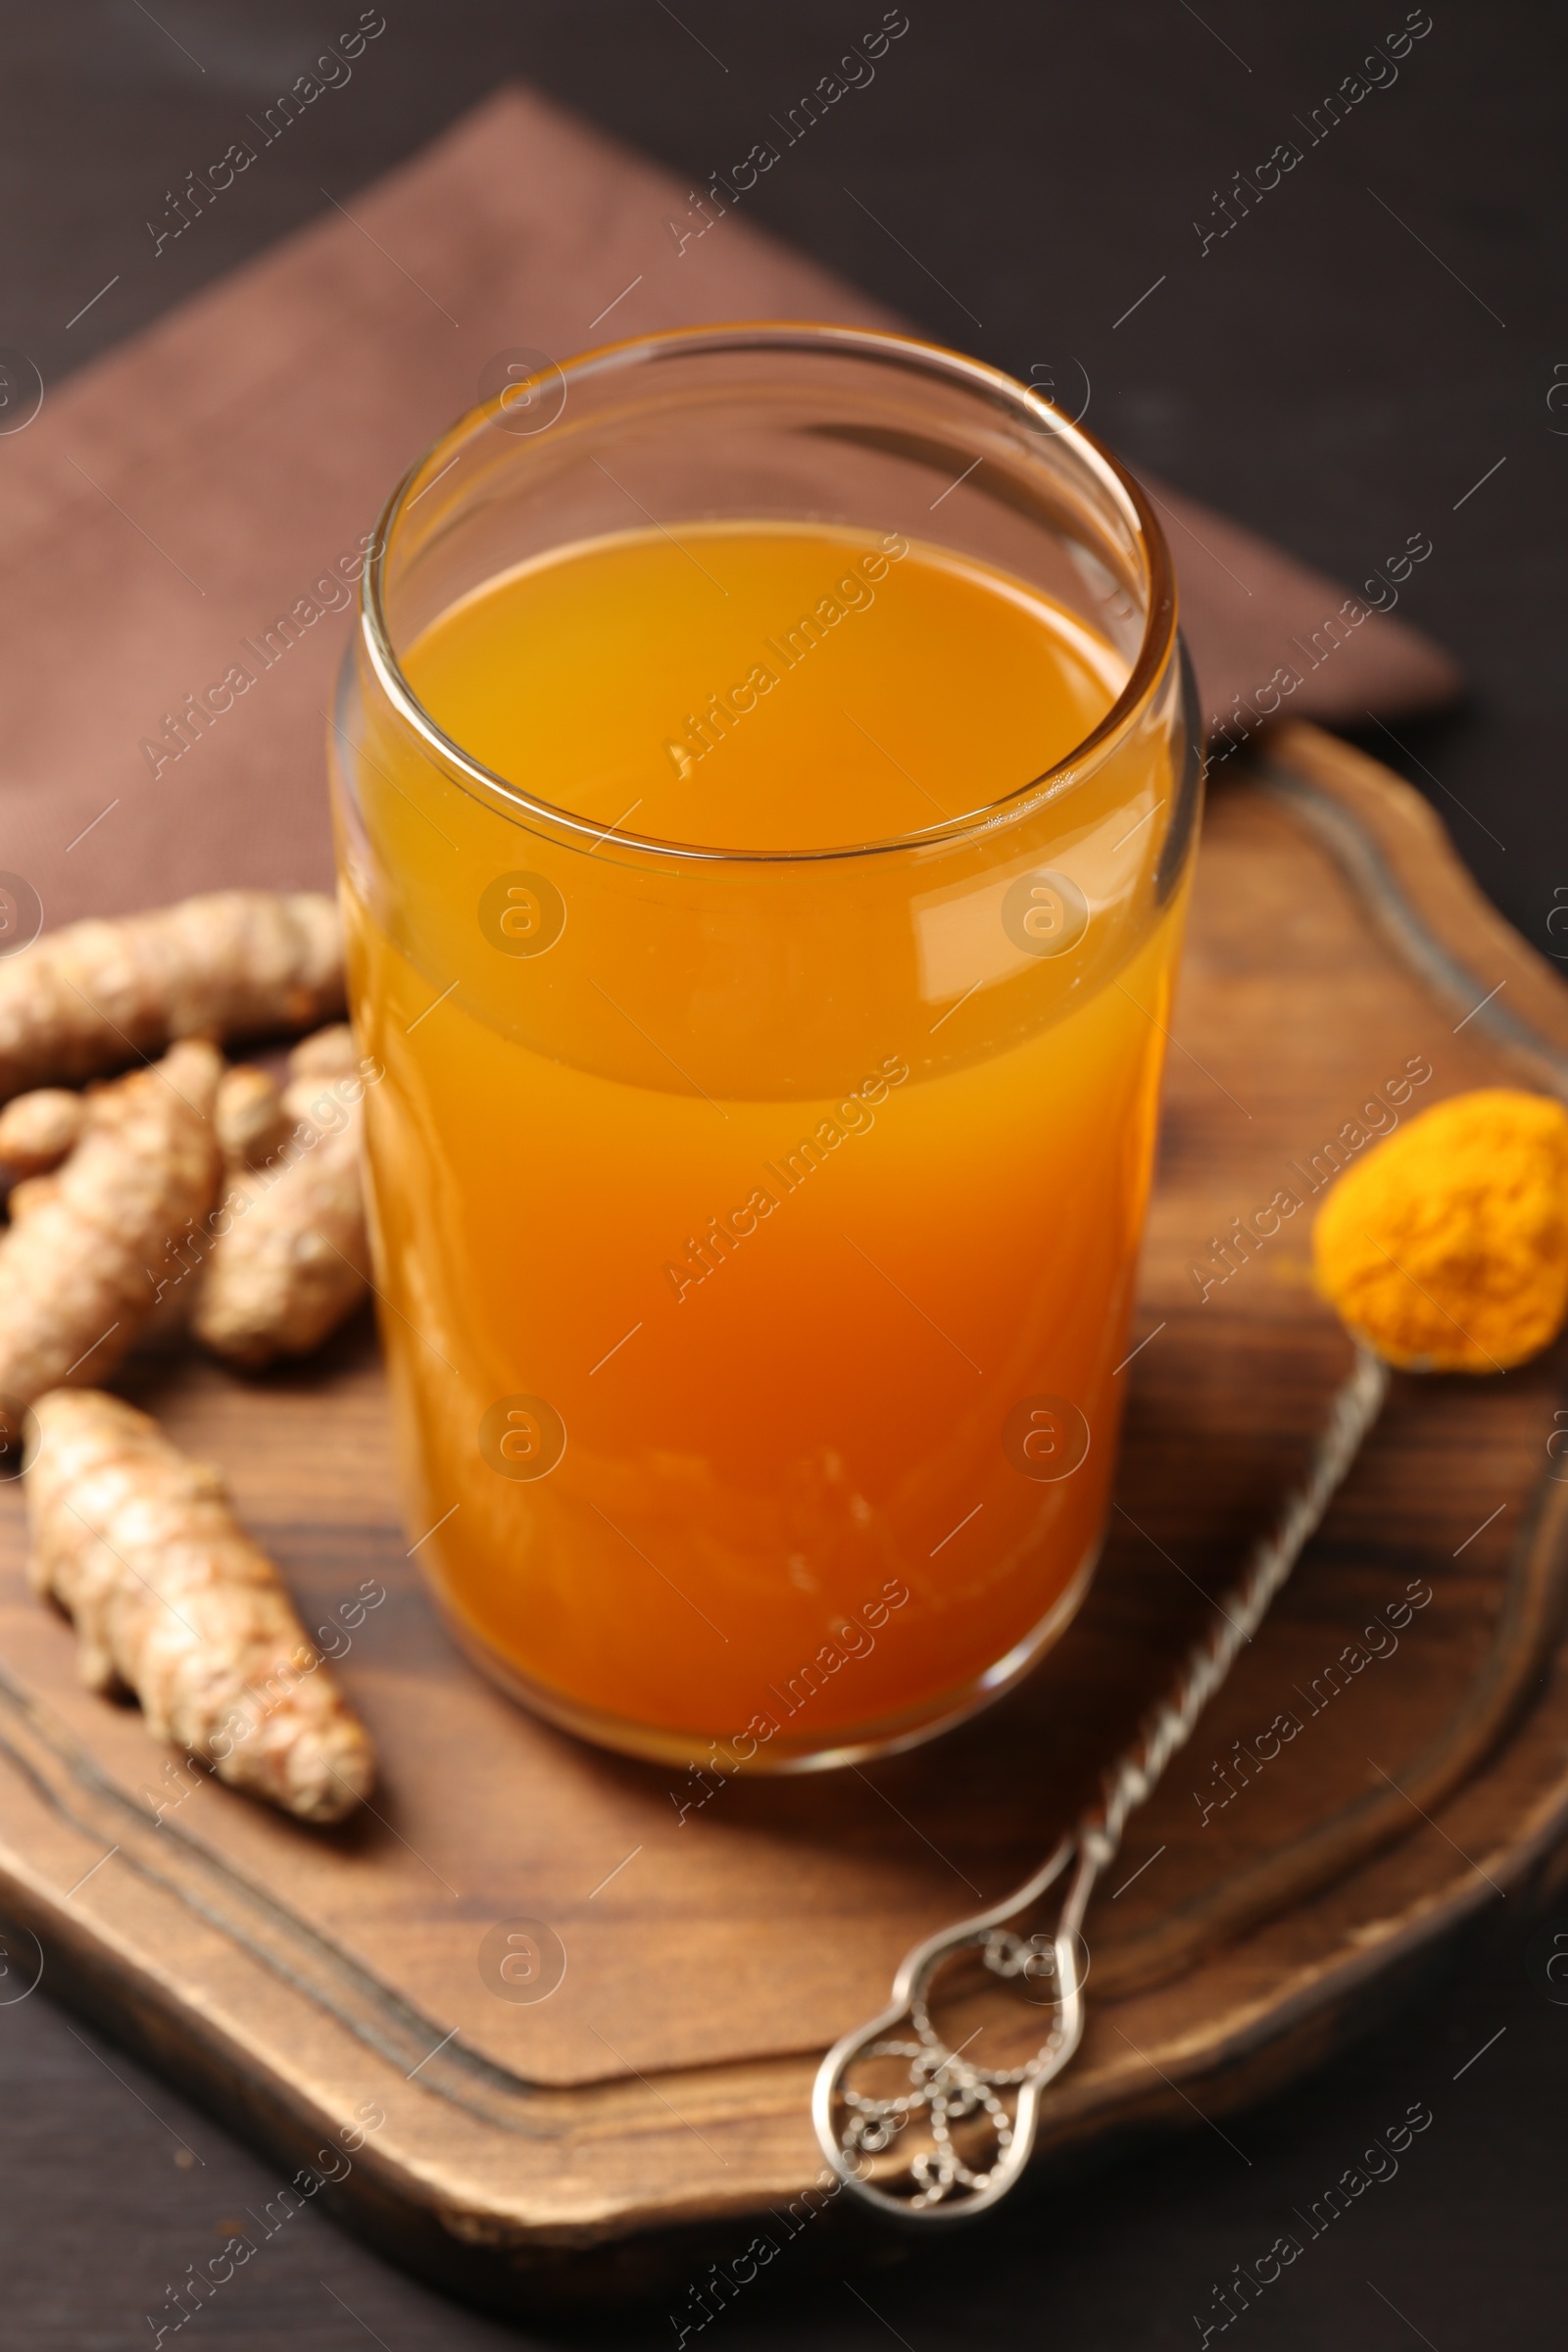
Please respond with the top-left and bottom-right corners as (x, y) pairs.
(360, 320), (1180, 868)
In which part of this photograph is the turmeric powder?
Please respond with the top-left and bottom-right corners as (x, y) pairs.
(1313, 1087), (1568, 1371)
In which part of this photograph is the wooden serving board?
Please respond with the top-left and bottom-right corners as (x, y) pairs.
(2, 718), (1566, 2317)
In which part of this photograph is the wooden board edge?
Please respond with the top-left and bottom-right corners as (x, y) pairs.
(1255, 718), (1568, 1078)
(1093, 1458), (1568, 1998)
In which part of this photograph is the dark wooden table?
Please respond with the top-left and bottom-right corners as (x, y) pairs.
(1, 6), (1563, 2344)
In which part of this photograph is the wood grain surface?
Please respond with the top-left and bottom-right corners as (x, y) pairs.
(0, 720), (1564, 2315)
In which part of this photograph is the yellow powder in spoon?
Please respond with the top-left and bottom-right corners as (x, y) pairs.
(1313, 1087), (1568, 1371)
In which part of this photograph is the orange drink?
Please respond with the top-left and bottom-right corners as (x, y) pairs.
(333, 327), (1200, 1768)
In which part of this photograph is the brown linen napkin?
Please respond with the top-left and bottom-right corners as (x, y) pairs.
(0, 86), (1459, 927)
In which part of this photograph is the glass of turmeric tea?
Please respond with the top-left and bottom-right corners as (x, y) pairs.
(332, 324), (1201, 1770)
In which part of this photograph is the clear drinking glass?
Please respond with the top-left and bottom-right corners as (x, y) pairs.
(330, 323), (1201, 1771)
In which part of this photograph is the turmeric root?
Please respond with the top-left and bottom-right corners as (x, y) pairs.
(0, 1087), (85, 1178)
(7, 1172), (64, 1223)
(0, 1041), (220, 1402)
(214, 1063), (288, 1169)
(289, 1024), (362, 1082)
(27, 1389), (375, 1823)
(193, 1026), (373, 1369)
(0, 890), (342, 1103)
